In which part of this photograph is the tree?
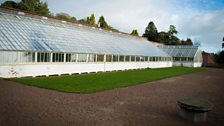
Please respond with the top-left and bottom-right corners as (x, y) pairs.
(168, 25), (178, 36)
(169, 36), (180, 45)
(55, 12), (71, 20)
(98, 16), (108, 28)
(130, 29), (139, 36)
(89, 14), (95, 26)
(158, 32), (169, 44)
(214, 51), (224, 64)
(180, 38), (193, 45)
(185, 38), (193, 45)
(55, 12), (77, 23)
(167, 25), (180, 45)
(36, 2), (50, 16)
(142, 21), (159, 41)
(86, 16), (90, 24)
(1, 1), (18, 8)
(1, 0), (51, 17)
(70, 17), (77, 22)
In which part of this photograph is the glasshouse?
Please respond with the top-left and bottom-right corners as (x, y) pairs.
(159, 45), (203, 67)
(0, 8), (173, 78)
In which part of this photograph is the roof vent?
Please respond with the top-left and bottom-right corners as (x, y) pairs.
(42, 16), (48, 20)
(61, 20), (67, 23)
(17, 12), (25, 15)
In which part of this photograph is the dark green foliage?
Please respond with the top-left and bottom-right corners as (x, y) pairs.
(158, 32), (169, 44)
(70, 17), (77, 22)
(107, 25), (119, 32)
(78, 19), (86, 24)
(86, 16), (90, 24)
(168, 25), (178, 36)
(157, 29), (180, 45)
(55, 12), (77, 23)
(1, 1), (18, 8)
(142, 21), (194, 45)
(167, 25), (179, 45)
(1, 0), (51, 17)
(130, 29), (139, 36)
(96, 16), (118, 31)
(98, 16), (108, 28)
(143, 21), (159, 41)
(214, 51), (224, 64)
(12, 67), (205, 93)
(78, 16), (90, 25)
(89, 14), (95, 25)
(180, 38), (193, 45)
(55, 13), (71, 20)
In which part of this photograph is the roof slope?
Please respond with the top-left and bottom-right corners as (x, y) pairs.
(0, 11), (169, 57)
(159, 45), (199, 58)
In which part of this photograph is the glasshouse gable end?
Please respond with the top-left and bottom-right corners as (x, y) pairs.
(159, 45), (203, 67)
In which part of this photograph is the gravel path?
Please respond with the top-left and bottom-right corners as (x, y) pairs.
(0, 68), (223, 126)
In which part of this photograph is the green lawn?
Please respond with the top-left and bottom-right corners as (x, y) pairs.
(11, 67), (206, 93)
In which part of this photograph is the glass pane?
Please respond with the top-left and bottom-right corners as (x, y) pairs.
(97, 54), (104, 62)
(119, 56), (125, 62)
(71, 53), (77, 62)
(136, 56), (140, 62)
(140, 56), (144, 62)
(88, 54), (96, 62)
(66, 53), (71, 62)
(125, 56), (130, 62)
(106, 55), (112, 62)
(113, 55), (118, 62)
(77, 54), (87, 62)
(131, 56), (135, 62)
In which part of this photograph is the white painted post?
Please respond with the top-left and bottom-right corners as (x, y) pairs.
(50, 53), (53, 62)
(111, 55), (113, 62)
(104, 54), (106, 72)
(86, 54), (89, 62)
(64, 53), (66, 62)
(35, 52), (37, 62)
(76, 54), (78, 62)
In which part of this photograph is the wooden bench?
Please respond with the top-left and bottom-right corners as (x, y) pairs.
(177, 98), (213, 122)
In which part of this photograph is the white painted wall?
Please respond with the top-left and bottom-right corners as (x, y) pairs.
(193, 62), (202, 67)
(0, 62), (172, 78)
(173, 62), (202, 67)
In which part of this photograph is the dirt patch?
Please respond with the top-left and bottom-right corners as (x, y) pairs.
(0, 68), (223, 126)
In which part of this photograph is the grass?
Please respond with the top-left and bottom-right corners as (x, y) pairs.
(11, 67), (206, 93)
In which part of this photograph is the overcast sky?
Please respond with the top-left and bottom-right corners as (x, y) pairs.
(1, 0), (224, 53)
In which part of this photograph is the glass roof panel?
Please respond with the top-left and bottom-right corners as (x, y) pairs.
(0, 12), (170, 57)
(160, 45), (199, 58)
